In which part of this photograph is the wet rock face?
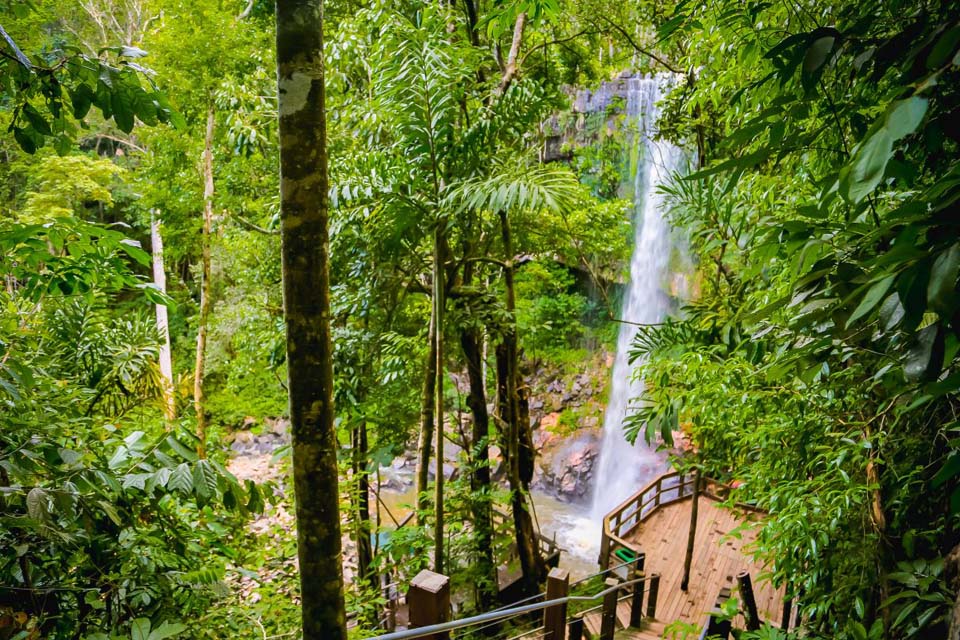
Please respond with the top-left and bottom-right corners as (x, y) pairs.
(229, 416), (290, 455)
(533, 429), (600, 502)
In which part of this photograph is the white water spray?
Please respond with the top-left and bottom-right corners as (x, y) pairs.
(589, 77), (686, 521)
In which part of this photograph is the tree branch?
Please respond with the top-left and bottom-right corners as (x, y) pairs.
(520, 29), (600, 67)
(596, 16), (680, 73)
(498, 12), (527, 94)
(232, 213), (279, 235)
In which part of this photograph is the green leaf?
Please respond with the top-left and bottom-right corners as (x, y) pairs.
(165, 435), (198, 462)
(58, 448), (83, 466)
(97, 500), (122, 526)
(928, 25), (960, 69)
(13, 126), (38, 154)
(847, 275), (895, 328)
(927, 243), (960, 313)
(147, 621), (187, 640)
(847, 128), (893, 203)
(932, 454), (960, 488)
(26, 487), (49, 521)
(886, 97), (928, 141)
(69, 84), (95, 119)
(192, 459), (218, 500)
(168, 463), (193, 495)
(802, 35), (835, 91)
(22, 104), (52, 135)
(879, 293), (905, 331)
(904, 324), (944, 383)
(131, 618), (151, 640)
(120, 46), (149, 59)
(112, 89), (136, 133)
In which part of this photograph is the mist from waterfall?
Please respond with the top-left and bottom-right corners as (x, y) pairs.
(588, 76), (685, 521)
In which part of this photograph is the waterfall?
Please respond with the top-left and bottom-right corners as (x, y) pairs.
(526, 76), (688, 573)
(589, 76), (686, 521)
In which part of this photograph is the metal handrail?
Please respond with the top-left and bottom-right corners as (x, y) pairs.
(365, 574), (659, 640)
(568, 559), (633, 589)
(575, 591), (634, 620)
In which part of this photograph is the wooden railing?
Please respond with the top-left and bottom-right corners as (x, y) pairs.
(598, 471), (753, 568)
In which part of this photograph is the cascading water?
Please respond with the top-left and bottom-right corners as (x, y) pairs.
(536, 76), (688, 571)
(589, 76), (686, 521)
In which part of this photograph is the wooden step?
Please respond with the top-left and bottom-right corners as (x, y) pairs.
(581, 615), (665, 639)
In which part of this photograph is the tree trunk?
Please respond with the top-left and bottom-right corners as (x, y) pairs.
(498, 12), (527, 94)
(433, 223), (446, 574)
(416, 304), (437, 524)
(150, 213), (176, 423)
(194, 106), (214, 457)
(498, 209), (546, 595)
(461, 323), (495, 606)
(351, 420), (375, 593)
(275, 1), (347, 638)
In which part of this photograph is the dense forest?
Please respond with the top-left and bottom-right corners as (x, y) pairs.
(1, 0), (959, 639)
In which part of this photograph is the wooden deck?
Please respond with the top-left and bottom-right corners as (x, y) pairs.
(621, 495), (784, 631)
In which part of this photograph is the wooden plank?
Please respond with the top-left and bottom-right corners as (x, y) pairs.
(622, 496), (785, 629)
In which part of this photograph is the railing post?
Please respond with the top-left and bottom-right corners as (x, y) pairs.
(646, 573), (660, 620)
(599, 532), (610, 567)
(543, 567), (569, 640)
(629, 553), (646, 628)
(600, 577), (619, 640)
(781, 596), (792, 631)
(568, 615), (584, 640)
(702, 587), (732, 640)
(737, 571), (760, 631)
(408, 570), (450, 640)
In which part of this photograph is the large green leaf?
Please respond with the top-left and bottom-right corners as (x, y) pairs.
(927, 243), (960, 313)
(847, 275), (895, 328)
(904, 324), (944, 383)
(847, 128), (893, 203)
(147, 621), (187, 640)
(131, 618), (151, 640)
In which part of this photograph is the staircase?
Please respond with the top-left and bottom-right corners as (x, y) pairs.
(581, 599), (666, 639)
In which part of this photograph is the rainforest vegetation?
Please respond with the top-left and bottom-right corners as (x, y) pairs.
(1, 0), (959, 639)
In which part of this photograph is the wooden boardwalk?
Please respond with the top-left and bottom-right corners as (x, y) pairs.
(622, 496), (783, 631)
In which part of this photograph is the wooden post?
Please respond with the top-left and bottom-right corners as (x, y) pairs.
(703, 587), (733, 640)
(543, 568), (569, 640)
(568, 616), (584, 640)
(737, 571), (760, 631)
(629, 553), (646, 628)
(408, 570), (450, 640)
(781, 597), (792, 631)
(599, 533), (610, 567)
(646, 573), (660, 619)
(680, 469), (701, 591)
(600, 577), (619, 640)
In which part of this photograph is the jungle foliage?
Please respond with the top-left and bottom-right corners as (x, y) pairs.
(2, 0), (958, 638)
(627, 0), (960, 638)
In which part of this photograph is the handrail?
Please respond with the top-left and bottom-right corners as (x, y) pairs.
(365, 574), (659, 640)
(599, 471), (767, 567)
(569, 559), (633, 589)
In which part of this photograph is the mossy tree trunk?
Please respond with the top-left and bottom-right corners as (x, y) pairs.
(275, 1), (347, 638)
(416, 305), (437, 525)
(497, 209), (546, 595)
(461, 322), (495, 606)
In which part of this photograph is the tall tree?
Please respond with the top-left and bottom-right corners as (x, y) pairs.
(275, 1), (346, 638)
(194, 105), (214, 456)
